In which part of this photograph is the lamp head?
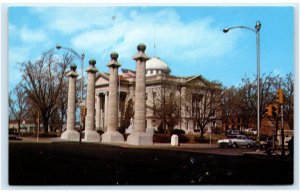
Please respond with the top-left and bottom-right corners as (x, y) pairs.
(223, 28), (229, 33)
(255, 21), (261, 31)
(56, 44), (62, 49)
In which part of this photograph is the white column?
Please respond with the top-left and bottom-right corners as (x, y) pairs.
(101, 52), (124, 143)
(181, 86), (187, 132)
(95, 93), (101, 130)
(127, 43), (153, 146)
(149, 90), (154, 115)
(61, 65), (80, 140)
(104, 91), (108, 131)
(100, 108), (104, 130)
(83, 59), (100, 142)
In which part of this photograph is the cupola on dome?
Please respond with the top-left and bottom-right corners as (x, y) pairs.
(146, 57), (171, 76)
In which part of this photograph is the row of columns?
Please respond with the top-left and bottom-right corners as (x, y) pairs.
(95, 92), (107, 130)
(95, 91), (126, 131)
(61, 44), (153, 145)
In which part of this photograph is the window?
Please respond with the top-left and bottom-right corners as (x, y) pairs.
(153, 104), (157, 115)
(153, 92), (156, 100)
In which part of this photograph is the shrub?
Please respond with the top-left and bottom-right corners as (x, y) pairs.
(9, 128), (17, 134)
(178, 134), (189, 143)
(123, 133), (130, 140)
(96, 130), (104, 135)
(194, 136), (209, 143)
(20, 132), (34, 137)
(172, 129), (186, 135)
(39, 133), (59, 138)
(153, 134), (171, 143)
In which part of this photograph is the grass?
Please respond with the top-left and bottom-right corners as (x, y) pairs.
(9, 142), (293, 185)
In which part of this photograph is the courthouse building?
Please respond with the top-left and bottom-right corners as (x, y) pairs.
(94, 56), (221, 133)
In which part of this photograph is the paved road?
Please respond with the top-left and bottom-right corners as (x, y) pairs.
(12, 136), (256, 156)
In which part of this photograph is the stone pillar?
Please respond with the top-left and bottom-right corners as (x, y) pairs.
(104, 91), (108, 130)
(127, 43), (153, 146)
(101, 52), (124, 143)
(61, 65), (80, 141)
(95, 93), (101, 130)
(83, 59), (100, 142)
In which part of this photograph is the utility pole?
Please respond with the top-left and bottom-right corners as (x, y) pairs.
(280, 104), (285, 157)
(37, 111), (40, 142)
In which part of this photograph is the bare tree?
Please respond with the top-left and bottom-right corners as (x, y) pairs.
(147, 83), (180, 134)
(21, 50), (73, 133)
(236, 77), (257, 128)
(119, 98), (134, 133)
(55, 79), (69, 133)
(27, 99), (40, 133)
(9, 83), (29, 134)
(190, 83), (223, 138)
(220, 87), (242, 130)
(282, 73), (294, 130)
(233, 73), (281, 130)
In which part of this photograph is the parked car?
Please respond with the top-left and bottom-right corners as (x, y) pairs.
(260, 136), (274, 149)
(218, 135), (255, 148)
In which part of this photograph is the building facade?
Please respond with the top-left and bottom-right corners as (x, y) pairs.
(94, 56), (221, 133)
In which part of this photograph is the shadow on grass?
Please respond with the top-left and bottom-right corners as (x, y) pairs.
(9, 142), (293, 185)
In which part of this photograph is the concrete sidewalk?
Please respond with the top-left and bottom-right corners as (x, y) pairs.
(16, 136), (218, 148)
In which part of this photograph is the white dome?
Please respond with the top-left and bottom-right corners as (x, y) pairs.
(146, 57), (170, 72)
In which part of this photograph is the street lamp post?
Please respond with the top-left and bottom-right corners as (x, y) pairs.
(56, 44), (85, 103)
(223, 21), (262, 144)
(56, 44), (85, 142)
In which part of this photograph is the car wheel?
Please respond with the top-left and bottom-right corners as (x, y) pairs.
(233, 142), (238, 148)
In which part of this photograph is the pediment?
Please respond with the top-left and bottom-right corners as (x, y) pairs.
(95, 73), (109, 86)
(186, 75), (211, 87)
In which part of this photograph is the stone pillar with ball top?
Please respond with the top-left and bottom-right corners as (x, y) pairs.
(61, 65), (80, 141)
(127, 43), (153, 146)
(83, 59), (100, 142)
(101, 52), (124, 143)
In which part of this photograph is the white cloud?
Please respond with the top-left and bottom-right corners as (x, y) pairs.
(9, 46), (31, 65)
(12, 7), (242, 74)
(19, 26), (48, 43)
(30, 7), (120, 34)
(69, 8), (241, 69)
(8, 46), (32, 89)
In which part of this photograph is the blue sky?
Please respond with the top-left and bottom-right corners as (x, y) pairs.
(8, 6), (294, 90)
